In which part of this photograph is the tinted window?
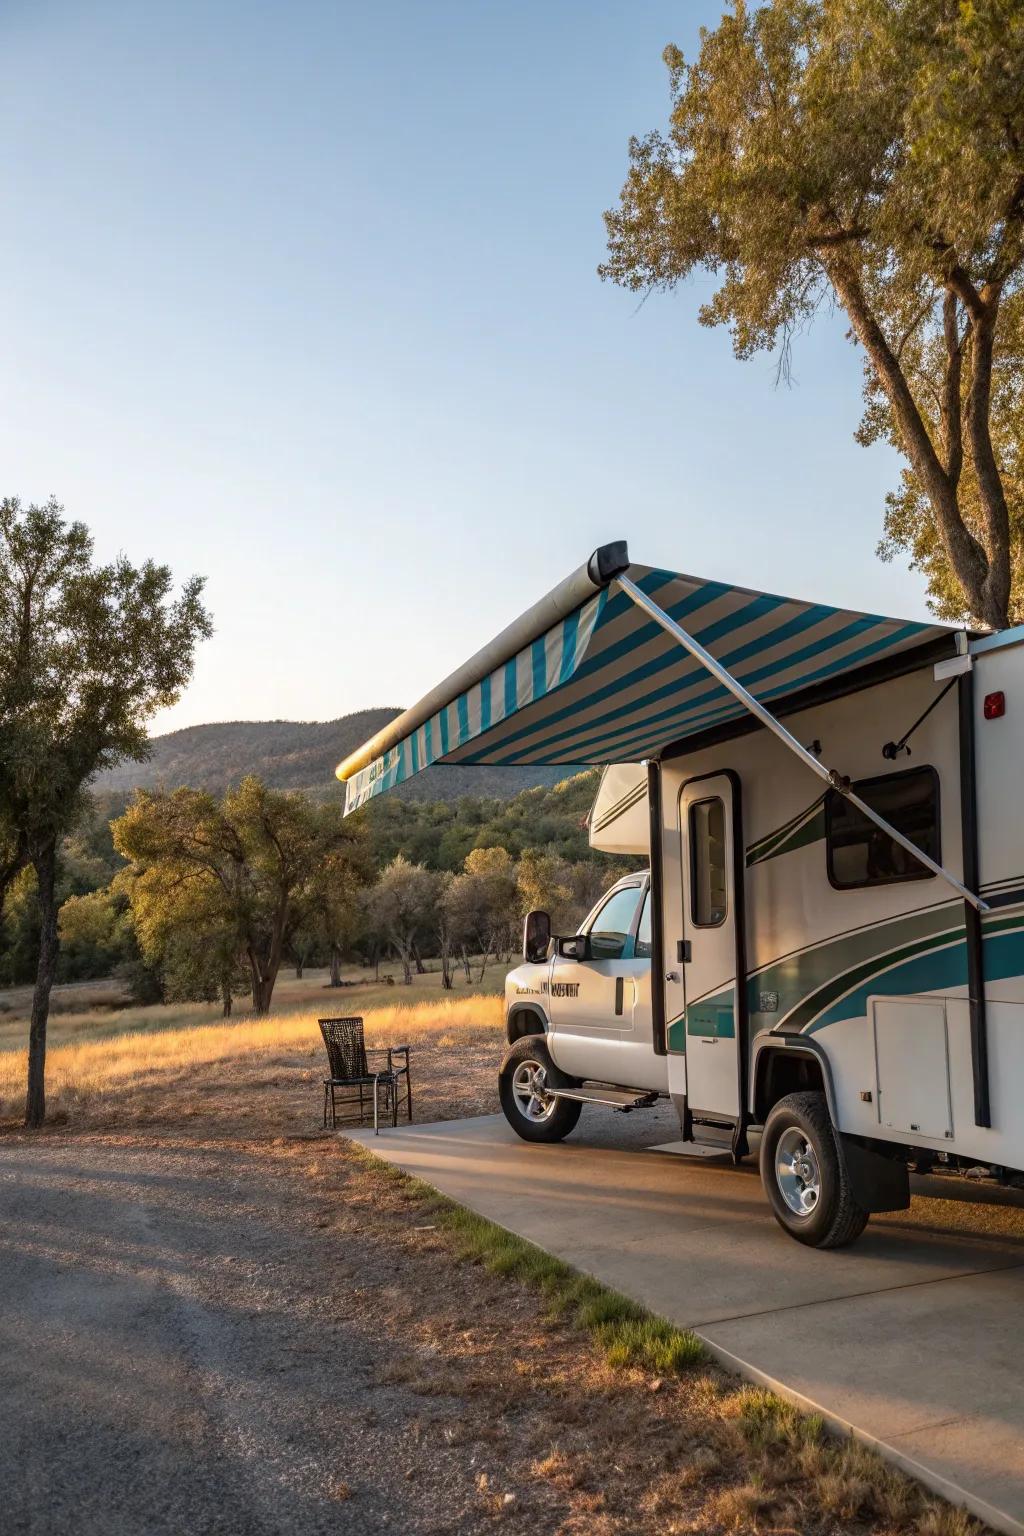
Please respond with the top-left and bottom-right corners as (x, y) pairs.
(826, 768), (939, 890)
(690, 798), (727, 926)
(586, 885), (642, 960)
(634, 890), (652, 959)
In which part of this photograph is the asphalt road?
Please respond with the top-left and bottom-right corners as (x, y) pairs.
(0, 1129), (506, 1536)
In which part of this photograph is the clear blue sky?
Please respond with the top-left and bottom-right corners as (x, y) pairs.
(0, 0), (931, 735)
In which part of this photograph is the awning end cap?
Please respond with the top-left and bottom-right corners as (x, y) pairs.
(587, 541), (629, 587)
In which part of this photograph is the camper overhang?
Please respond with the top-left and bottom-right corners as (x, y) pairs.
(336, 543), (984, 910)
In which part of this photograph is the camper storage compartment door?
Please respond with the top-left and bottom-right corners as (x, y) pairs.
(870, 996), (953, 1141)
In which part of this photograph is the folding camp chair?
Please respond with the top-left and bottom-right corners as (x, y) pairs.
(319, 1017), (412, 1134)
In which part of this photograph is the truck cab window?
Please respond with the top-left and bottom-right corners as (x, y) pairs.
(586, 885), (642, 961)
(690, 797), (727, 926)
(826, 766), (939, 889)
(634, 890), (652, 959)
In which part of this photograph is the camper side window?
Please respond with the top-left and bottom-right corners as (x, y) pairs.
(826, 766), (940, 890)
(689, 797), (728, 926)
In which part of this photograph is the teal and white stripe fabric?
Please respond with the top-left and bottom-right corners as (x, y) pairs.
(342, 565), (950, 814)
(343, 587), (609, 813)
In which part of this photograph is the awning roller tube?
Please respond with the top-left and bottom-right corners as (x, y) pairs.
(336, 542), (629, 784)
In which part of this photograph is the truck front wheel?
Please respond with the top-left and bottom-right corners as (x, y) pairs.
(499, 1038), (582, 1144)
(760, 1091), (868, 1249)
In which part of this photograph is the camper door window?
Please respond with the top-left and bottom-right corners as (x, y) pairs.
(689, 797), (728, 926)
(826, 766), (940, 890)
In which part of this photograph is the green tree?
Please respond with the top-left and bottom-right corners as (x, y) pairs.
(443, 847), (520, 981)
(0, 497), (210, 1125)
(57, 886), (135, 982)
(363, 855), (441, 984)
(516, 851), (609, 937)
(115, 778), (359, 1015)
(291, 814), (370, 986)
(602, 0), (1024, 628)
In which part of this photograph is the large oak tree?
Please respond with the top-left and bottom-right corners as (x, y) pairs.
(0, 497), (211, 1125)
(602, 0), (1024, 628)
(115, 779), (364, 1016)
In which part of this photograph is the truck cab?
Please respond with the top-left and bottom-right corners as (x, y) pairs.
(503, 871), (669, 1095)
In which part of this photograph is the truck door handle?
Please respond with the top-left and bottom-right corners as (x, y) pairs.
(665, 970), (681, 984)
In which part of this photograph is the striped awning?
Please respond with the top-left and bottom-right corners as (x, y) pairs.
(337, 554), (954, 814)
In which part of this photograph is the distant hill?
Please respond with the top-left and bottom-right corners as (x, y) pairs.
(94, 710), (586, 802)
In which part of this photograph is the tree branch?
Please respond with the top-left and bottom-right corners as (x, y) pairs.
(966, 285), (1012, 625)
(940, 289), (964, 490)
(827, 254), (990, 613)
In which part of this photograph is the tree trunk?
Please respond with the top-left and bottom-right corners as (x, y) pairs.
(254, 973), (275, 1014)
(411, 940), (426, 975)
(330, 945), (342, 987)
(827, 256), (1004, 626)
(248, 950), (262, 1013)
(294, 959), (304, 980)
(460, 946), (472, 983)
(25, 839), (59, 1129)
(221, 981), (233, 1018)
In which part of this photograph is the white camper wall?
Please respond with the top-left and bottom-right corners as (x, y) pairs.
(972, 633), (1024, 902)
(656, 662), (1024, 1166)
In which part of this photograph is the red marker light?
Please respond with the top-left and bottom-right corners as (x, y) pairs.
(984, 691), (1006, 720)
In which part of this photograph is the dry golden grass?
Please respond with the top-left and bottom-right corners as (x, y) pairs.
(0, 960), (512, 1053)
(0, 992), (505, 1118)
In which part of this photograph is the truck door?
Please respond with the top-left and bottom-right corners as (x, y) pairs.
(546, 881), (644, 1084)
(679, 774), (742, 1121)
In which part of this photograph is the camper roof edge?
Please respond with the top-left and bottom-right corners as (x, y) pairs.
(334, 542), (630, 783)
(970, 622), (1024, 657)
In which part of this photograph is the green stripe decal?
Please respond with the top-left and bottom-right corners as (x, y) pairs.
(746, 795), (825, 867)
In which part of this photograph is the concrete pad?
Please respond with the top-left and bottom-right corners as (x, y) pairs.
(350, 1110), (1024, 1535)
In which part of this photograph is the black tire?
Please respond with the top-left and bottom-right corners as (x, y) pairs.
(499, 1037), (583, 1144)
(759, 1091), (869, 1249)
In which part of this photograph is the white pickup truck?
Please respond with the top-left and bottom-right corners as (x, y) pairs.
(500, 871), (670, 1142)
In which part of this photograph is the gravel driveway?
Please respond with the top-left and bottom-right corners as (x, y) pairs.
(0, 1127), (527, 1536)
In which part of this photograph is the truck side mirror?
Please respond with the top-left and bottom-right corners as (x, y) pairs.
(554, 933), (592, 962)
(523, 909), (551, 963)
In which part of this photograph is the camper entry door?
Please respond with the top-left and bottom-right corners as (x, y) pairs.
(678, 773), (741, 1121)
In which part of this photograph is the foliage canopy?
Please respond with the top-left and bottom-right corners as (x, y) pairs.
(603, 0), (1024, 627)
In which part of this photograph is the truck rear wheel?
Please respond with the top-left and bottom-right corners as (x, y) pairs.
(499, 1038), (582, 1144)
(760, 1091), (868, 1249)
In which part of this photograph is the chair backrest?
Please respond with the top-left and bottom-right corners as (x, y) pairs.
(319, 1017), (368, 1080)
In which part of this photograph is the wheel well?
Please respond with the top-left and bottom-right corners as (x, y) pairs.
(754, 1047), (826, 1124)
(506, 1006), (547, 1045)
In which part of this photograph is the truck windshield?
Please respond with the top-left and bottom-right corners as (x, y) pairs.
(586, 885), (642, 961)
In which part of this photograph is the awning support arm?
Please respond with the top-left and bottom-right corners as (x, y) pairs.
(616, 574), (989, 914)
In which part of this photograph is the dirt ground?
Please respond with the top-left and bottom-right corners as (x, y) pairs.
(0, 1031), (988, 1536)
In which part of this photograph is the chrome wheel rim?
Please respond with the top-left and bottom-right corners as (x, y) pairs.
(511, 1060), (556, 1123)
(775, 1126), (821, 1217)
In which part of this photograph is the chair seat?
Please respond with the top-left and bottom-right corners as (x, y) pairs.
(323, 1072), (400, 1087)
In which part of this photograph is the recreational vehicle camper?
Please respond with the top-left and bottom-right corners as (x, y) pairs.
(337, 544), (1024, 1249)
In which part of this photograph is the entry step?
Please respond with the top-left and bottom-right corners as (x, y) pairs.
(551, 1086), (659, 1112)
(647, 1140), (734, 1160)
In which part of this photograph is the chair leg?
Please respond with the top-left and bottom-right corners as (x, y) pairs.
(323, 1083), (328, 1129)
(373, 1075), (379, 1135)
(330, 1083), (337, 1130)
(406, 1069), (413, 1123)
